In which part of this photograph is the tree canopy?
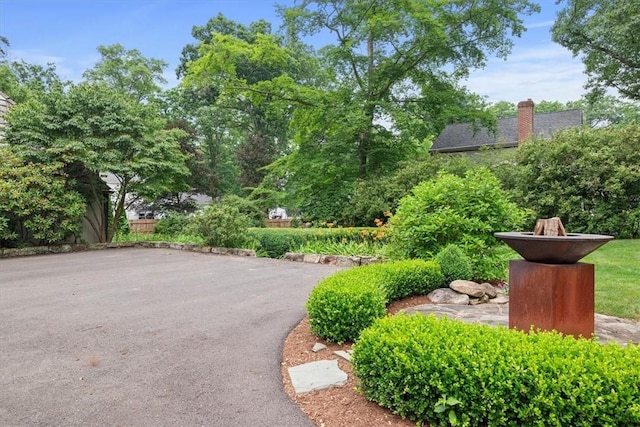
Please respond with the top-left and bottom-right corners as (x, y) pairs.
(552, 0), (640, 101)
(5, 83), (189, 242)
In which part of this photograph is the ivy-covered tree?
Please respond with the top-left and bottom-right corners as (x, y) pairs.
(0, 147), (85, 247)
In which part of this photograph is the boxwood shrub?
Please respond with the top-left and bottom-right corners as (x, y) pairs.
(375, 260), (444, 300)
(352, 314), (640, 426)
(306, 268), (387, 344)
(435, 244), (473, 284)
(306, 260), (444, 343)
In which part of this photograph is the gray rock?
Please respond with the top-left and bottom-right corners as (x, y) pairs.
(288, 360), (348, 394)
(334, 350), (352, 361)
(312, 343), (327, 353)
(283, 252), (304, 262)
(489, 295), (509, 304)
(336, 256), (359, 267)
(450, 280), (486, 298)
(303, 254), (321, 264)
(320, 255), (338, 265)
(479, 283), (498, 299)
(427, 288), (470, 305)
(360, 256), (381, 265)
(469, 294), (490, 305)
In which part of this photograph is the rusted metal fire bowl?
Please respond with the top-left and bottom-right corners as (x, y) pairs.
(494, 232), (613, 264)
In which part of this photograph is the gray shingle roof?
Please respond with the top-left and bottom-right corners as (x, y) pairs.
(431, 109), (583, 153)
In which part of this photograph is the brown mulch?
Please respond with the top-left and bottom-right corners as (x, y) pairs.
(281, 296), (432, 427)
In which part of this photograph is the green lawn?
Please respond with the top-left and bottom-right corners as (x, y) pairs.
(583, 239), (640, 320)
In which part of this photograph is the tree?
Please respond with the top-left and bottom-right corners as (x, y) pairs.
(503, 124), (640, 238)
(179, 15), (302, 191)
(83, 44), (167, 103)
(255, 0), (536, 221)
(281, 0), (539, 178)
(552, 0), (640, 101)
(138, 118), (219, 213)
(5, 83), (189, 242)
(0, 60), (65, 103)
(0, 35), (9, 59)
(0, 147), (85, 247)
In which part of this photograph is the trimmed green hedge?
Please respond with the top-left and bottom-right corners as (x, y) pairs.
(306, 260), (443, 343)
(353, 314), (640, 426)
(248, 227), (380, 258)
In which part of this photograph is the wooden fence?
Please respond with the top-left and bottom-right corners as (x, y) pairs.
(265, 219), (292, 228)
(129, 219), (158, 234)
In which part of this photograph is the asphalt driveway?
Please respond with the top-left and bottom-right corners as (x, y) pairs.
(0, 248), (341, 426)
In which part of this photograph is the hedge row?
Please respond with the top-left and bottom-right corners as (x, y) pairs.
(248, 227), (381, 258)
(306, 260), (443, 343)
(352, 314), (640, 426)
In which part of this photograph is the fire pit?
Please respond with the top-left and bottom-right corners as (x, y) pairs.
(495, 220), (613, 339)
(494, 232), (613, 264)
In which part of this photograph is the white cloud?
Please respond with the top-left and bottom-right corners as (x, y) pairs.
(463, 45), (587, 103)
(524, 19), (555, 30)
(9, 48), (99, 83)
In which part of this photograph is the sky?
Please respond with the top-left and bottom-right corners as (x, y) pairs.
(0, 0), (588, 104)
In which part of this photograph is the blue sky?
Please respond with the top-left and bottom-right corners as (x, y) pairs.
(0, 0), (588, 104)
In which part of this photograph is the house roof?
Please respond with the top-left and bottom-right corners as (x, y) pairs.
(430, 109), (583, 153)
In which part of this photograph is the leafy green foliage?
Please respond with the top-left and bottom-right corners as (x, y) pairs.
(153, 213), (193, 237)
(353, 314), (640, 426)
(5, 82), (189, 242)
(435, 244), (473, 284)
(83, 43), (167, 103)
(306, 260), (444, 343)
(376, 260), (444, 301)
(343, 154), (477, 226)
(552, 0), (640, 101)
(248, 227), (382, 258)
(181, 15), (312, 192)
(187, 204), (251, 248)
(388, 168), (528, 279)
(294, 240), (384, 257)
(307, 268), (388, 344)
(220, 194), (266, 227)
(0, 147), (85, 247)
(501, 125), (640, 238)
(0, 59), (66, 103)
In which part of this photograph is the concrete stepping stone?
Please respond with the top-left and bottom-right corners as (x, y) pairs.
(288, 360), (348, 394)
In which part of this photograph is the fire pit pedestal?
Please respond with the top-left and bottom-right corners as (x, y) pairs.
(495, 232), (613, 339)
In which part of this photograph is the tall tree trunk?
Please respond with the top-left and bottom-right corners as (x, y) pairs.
(357, 29), (376, 179)
(107, 178), (130, 242)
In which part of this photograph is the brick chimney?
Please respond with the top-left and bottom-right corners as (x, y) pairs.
(517, 98), (534, 144)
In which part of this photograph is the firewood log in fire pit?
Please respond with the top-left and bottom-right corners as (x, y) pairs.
(533, 217), (567, 236)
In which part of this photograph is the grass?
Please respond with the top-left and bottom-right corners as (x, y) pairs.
(583, 239), (640, 320)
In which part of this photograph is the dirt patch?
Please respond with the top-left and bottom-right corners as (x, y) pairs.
(281, 296), (432, 427)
